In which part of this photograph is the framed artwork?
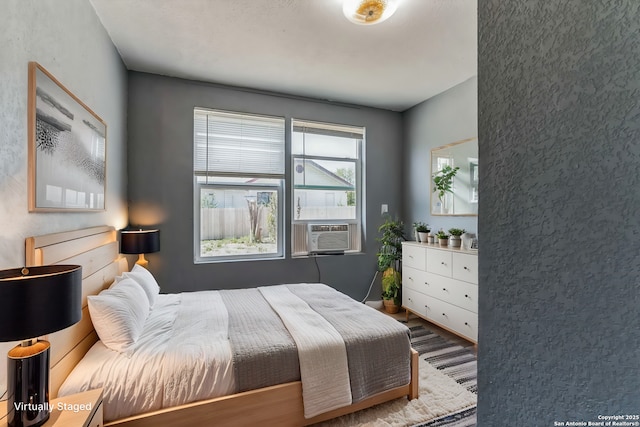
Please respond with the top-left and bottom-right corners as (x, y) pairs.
(28, 62), (107, 211)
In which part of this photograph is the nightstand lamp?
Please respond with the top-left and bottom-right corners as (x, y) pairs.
(120, 229), (160, 268)
(0, 265), (82, 427)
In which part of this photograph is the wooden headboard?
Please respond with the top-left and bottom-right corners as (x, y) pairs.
(25, 225), (128, 398)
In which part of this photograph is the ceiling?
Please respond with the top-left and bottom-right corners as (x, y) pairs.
(89, 0), (477, 112)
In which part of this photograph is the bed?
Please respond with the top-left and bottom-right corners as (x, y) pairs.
(26, 226), (418, 426)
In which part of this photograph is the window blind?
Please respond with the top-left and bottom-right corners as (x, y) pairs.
(194, 109), (285, 177)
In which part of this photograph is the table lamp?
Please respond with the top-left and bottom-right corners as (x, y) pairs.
(119, 229), (160, 268)
(0, 265), (82, 427)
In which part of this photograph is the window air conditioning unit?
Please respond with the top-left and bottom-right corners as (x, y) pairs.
(308, 224), (350, 253)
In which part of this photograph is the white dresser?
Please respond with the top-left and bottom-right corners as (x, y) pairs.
(402, 241), (478, 343)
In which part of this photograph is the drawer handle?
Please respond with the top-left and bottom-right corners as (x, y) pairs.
(409, 277), (413, 281)
(464, 322), (469, 326)
(465, 294), (469, 298)
(441, 262), (446, 265)
(424, 281), (429, 286)
(442, 313), (447, 317)
(442, 287), (447, 291)
(463, 266), (469, 270)
(409, 255), (414, 258)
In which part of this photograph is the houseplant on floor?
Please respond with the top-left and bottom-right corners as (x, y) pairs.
(433, 165), (460, 214)
(377, 216), (406, 313)
(448, 228), (466, 248)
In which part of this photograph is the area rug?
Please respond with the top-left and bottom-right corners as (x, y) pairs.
(409, 326), (477, 395)
(315, 324), (477, 427)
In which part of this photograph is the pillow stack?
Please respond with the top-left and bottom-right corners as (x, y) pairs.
(88, 264), (161, 353)
(114, 264), (161, 307)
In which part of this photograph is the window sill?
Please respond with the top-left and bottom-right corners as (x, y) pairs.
(195, 254), (285, 264)
(292, 251), (364, 259)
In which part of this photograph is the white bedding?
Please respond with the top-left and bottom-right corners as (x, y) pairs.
(59, 292), (235, 421)
(60, 284), (412, 423)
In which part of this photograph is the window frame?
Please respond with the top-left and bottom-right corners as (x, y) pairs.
(193, 108), (286, 263)
(194, 181), (284, 263)
(290, 119), (364, 257)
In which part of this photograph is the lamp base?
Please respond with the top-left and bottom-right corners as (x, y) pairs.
(135, 253), (149, 268)
(7, 341), (51, 427)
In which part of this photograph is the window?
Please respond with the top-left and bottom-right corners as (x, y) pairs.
(291, 119), (364, 256)
(194, 108), (285, 262)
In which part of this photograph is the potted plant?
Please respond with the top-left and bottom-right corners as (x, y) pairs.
(381, 268), (401, 313)
(377, 216), (406, 313)
(413, 222), (430, 243)
(435, 230), (449, 246)
(433, 165), (460, 214)
(448, 228), (466, 248)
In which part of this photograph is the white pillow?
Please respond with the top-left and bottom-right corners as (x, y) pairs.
(123, 264), (160, 307)
(88, 278), (150, 353)
(111, 264), (160, 308)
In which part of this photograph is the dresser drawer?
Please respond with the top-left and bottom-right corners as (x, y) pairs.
(403, 266), (434, 294)
(452, 252), (478, 284)
(422, 294), (455, 330)
(403, 287), (429, 317)
(403, 244), (427, 270)
(426, 272), (478, 313)
(447, 307), (478, 342)
(423, 295), (478, 342)
(426, 248), (452, 277)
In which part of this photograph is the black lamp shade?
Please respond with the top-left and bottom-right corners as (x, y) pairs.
(0, 265), (82, 342)
(120, 229), (160, 255)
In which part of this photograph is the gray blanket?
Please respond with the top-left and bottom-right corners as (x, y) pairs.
(220, 283), (411, 403)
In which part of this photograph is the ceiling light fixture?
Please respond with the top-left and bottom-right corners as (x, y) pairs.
(342, 0), (399, 25)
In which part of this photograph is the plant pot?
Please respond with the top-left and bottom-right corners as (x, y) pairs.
(427, 235), (435, 244)
(438, 238), (448, 246)
(418, 232), (429, 242)
(383, 299), (400, 314)
(449, 236), (461, 248)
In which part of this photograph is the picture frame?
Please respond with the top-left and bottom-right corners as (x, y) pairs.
(28, 62), (107, 212)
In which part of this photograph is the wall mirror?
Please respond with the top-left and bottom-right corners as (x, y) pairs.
(431, 137), (478, 216)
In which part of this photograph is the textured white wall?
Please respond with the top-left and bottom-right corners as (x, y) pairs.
(0, 1), (128, 269)
(0, 0), (128, 398)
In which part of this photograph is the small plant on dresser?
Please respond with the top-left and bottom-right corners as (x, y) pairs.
(448, 228), (466, 248)
(413, 222), (430, 242)
(435, 230), (449, 246)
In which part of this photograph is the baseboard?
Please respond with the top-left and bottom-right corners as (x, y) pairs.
(364, 300), (383, 309)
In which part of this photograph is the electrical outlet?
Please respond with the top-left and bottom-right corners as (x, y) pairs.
(381, 204), (388, 215)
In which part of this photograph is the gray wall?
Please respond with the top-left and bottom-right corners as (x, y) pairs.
(403, 77), (478, 237)
(478, 1), (640, 423)
(0, 0), (128, 400)
(127, 72), (403, 298)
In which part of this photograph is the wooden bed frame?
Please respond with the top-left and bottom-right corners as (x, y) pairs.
(26, 225), (419, 426)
